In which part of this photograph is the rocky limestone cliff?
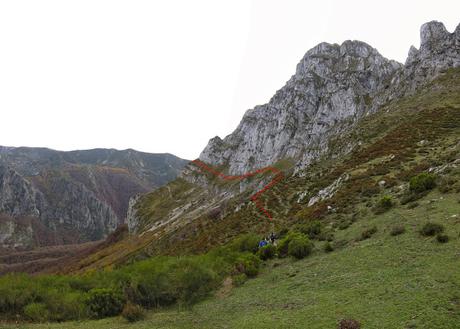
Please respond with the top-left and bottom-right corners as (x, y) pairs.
(199, 21), (460, 175)
(0, 147), (188, 249)
(0, 165), (44, 218)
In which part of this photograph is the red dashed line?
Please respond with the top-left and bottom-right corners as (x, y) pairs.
(191, 159), (284, 220)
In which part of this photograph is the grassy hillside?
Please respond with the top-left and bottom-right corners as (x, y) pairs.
(62, 68), (460, 273)
(0, 69), (458, 328)
(4, 188), (459, 329)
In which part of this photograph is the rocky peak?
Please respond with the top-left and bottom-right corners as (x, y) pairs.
(198, 21), (460, 176)
(406, 21), (459, 65)
(200, 40), (402, 174)
(420, 21), (450, 51)
(404, 21), (460, 91)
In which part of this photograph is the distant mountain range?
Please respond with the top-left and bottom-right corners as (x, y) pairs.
(0, 147), (188, 249)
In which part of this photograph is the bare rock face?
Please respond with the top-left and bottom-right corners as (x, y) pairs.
(0, 148), (188, 249)
(404, 21), (460, 91)
(0, 165), (43, 218)
(200, 21), (460, 175)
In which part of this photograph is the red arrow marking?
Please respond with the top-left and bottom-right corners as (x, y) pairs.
(191, 159), (284, 220)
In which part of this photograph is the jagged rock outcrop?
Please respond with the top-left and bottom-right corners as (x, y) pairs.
(404, 21), (460, 90)
(200, 21), (460, 175)
(0, 147), (188, 249)
(126, 194), (141, 233)
(0, 165), (44, 218)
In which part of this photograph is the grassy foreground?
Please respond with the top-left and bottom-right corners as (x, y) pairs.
(3, 191), (459, 329)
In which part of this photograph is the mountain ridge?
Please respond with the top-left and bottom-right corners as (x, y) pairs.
(0, 147), (189, 249)
(199, 20), (460, 175)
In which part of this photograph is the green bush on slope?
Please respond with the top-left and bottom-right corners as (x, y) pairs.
(409, 173), (436, 193)
(0, 236), (266, 323)
(86, 288), (125, 318)
(288, 235), (314, 259)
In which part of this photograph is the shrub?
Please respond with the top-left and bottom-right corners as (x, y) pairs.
(338, 318), (361, 329)
(338, 220), (352, 230)
(373, 195), (394, 214)
(436, 234), (449, 243)
(235, 254), (260, 277)
(86, 288), (124, 318)
(230, 233), (260, 253)
(390, 225), (406, 236)
(420, 222), (444, 236)
(409, 173), (436, 193)
(439, 176), (456, 193)
(277, 231), (302, 257)
(0, 274), (37, 314)
(323, 242), (334, 253)
(257, 244), (276, 260)
(360, 226), (377, 240)
(400, 191), (426, 205)
(170, 259), (218, 304)
(24, 303), (49, 322)
(288, 236), (313, 259)
(232, 273), (247, 287)
(121, 302), (145, 323)
(296, 220), (322, 239)
(41, 289), (88, 322)
(406, 202), (419, 209)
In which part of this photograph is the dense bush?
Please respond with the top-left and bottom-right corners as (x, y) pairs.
(24, 303), (49, 322)
(230, 233), (260, 253)
(232, 273), (247, 287)
(373, 195), (394, 214)
(288, 235), (314, 259)
(86, 288), (125, 318)
(323, 242), (334, 253)
(360, 226), (377, 240)
(338, 318), (361, 329)
(409, 173), (436, 193)
(436, 234), (449, 243)
(257, 244), (276, 260)
(0, 236), (266, 323)
(235, 253), (261, 277)
(170, 259), (218, 304)
(277, 231), (303, 257)
(390, 225), (406, 236)
(420, 222), (444, 236)
(121, 302), (145, 322)
(296, 220), (322, 239)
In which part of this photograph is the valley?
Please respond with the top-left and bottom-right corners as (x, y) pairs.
(0, 18), (459, 329)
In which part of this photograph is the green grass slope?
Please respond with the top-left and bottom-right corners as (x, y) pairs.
(53, 68), (460, 274)
(3, 69), (458, 328)
(6, 189), (459, 329)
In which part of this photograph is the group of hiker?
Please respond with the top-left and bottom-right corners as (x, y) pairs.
(258, 232), (277, 248)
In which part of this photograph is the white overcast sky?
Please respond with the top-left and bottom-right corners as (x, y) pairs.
(0, 0), (459, 160)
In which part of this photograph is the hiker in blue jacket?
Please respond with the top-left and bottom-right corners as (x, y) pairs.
(259, 239), (268, 248)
